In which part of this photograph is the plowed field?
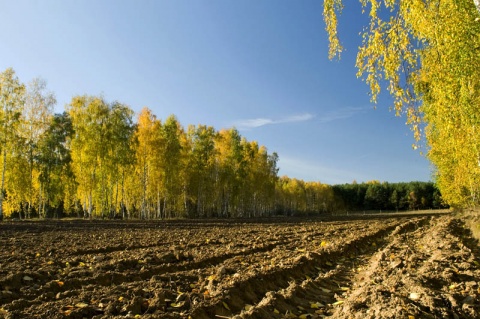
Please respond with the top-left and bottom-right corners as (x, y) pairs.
(0, 212), (478, 318)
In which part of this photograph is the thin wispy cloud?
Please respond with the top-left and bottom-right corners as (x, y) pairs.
(318, 106), (370, 123)
(234, 113), (314, 129)
(233, 107), (368, 130)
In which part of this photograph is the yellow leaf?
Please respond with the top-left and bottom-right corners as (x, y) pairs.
(332, 300), (344, 306)
(320, 241), (328, 247)
(35, 253), (41, 257)
(171, 301), (185, 308)
(273, 308), (280, 314)
(245, 304), (253, 311)
(223, 301), (231, 311)
(118, 296), (124, 301)
(310, 302), (324, 309)
(207, 275), (216, 281)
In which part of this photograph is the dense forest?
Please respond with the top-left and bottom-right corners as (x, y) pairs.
(0, 68), (444, 219)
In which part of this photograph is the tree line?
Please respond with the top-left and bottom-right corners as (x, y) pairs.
(0, 68), (444, 219)
(331, 181), (446, 212)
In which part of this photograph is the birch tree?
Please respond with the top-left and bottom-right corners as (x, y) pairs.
(36, 112), (73, 217)
(324, 0), (480, 207)
(20, 78), (55, 217)
(0, 68), (25, 219)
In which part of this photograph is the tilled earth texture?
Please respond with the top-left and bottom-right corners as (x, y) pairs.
(0, 212), (479, 319)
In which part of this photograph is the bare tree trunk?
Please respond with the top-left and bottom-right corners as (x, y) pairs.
(0, 148), (6, 220)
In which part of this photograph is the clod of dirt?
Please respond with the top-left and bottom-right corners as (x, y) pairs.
(216, 265), (227, 278)
(122, 296), (144, 315)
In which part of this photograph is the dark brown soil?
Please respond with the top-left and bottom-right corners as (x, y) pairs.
(0, 211), (478, 318)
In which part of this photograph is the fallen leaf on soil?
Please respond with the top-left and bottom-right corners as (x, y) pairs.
(273, 308), (280, 314)
(320, 241), (328, 247)
(245, 304), (253, 311)
(223, 301), (231, 311)
(332, 300), (344, 306)
(310, 302), (324, 309)
(170, 301), (185, 308)
(75, 302), (89, 308)
(23, 276), (33, 281)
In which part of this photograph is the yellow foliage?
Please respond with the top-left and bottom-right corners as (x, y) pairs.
(324, 0), (480, 208)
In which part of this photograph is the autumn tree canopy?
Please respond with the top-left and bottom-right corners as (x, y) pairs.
(324, 0), (480, 208)
(0, 67), (445, 219)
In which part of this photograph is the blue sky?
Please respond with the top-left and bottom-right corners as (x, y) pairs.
(0, 0), (432, 184)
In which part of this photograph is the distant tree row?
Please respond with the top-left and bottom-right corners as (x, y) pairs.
(0, 68), (445, 219)
(331, 181), (447, 212)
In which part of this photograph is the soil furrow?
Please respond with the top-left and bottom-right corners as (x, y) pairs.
(1, 212), (466, 319)
(330, 216), (480, 319)
(187, 218), (423, 318)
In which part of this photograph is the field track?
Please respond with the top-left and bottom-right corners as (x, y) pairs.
(0, 211), (478, 318)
